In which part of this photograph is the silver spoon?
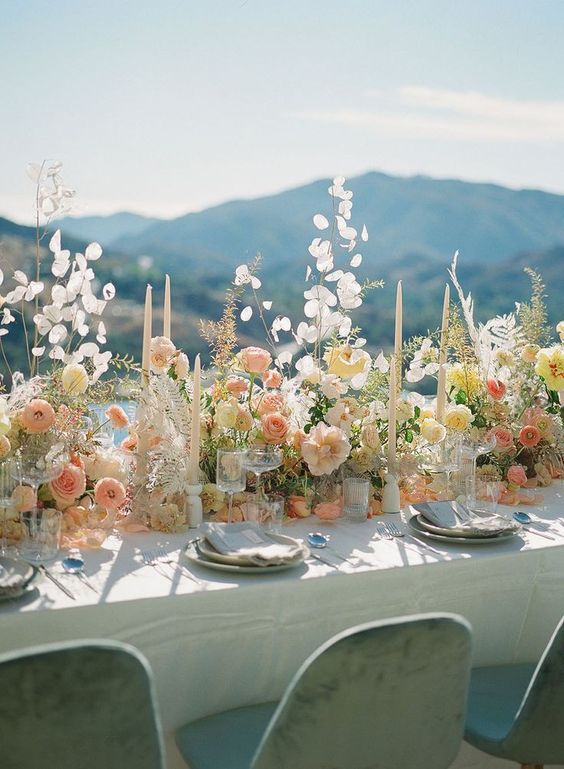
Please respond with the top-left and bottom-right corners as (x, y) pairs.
(306, 532), (355, 565)
(62, 553), (99, 593)
(513, 512), (554, 540)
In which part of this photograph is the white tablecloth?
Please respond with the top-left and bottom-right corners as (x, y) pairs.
(1, 483), (563, 769)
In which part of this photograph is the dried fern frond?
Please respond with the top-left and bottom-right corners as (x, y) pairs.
(448, 250), (478, 345)
(518, 268), (551, 347)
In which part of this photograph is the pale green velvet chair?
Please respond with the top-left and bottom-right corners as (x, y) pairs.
(0, 639), (165, 769)
(464, 614), (564, 769)
(176, 612), (472, 769)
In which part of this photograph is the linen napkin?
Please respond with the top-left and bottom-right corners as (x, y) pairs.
(201, 523), (304, 566)
(413, 502), (517, 535)
(0, 558), (35, 599)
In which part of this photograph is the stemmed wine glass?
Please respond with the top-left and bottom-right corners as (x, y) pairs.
(419, 436), (459, 498)
(244, 447), (282, 507)
(0, 458), (18, 556)
(12, 444), (68, 561)
(216, 449), (247, 524)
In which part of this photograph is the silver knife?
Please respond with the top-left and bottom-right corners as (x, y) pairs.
(309, 551), (340, 569)
(40, 565), (76, 600)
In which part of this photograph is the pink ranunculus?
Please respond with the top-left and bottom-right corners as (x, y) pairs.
(105, 404), (129, 430)
(301, 422), (351, 477)
(49, 464), (87, 509)
(20, 398), (56, 434)
(94, 477), (127, 512)
(486, 378), (507, 400)
(490, 426), (513, 450)
(314, 501), (342, 520)
(261, 412), (289, 444)
(12, 485), (36, 513)
(226, 376), (249, 396)
(239, 346), (272, 375)
(262, 369), (282, 389)
(256, 391), (285, 416)
(507, 464), (528, 487)
(286, 495), (311, 518)
(120, 432), (138, 451)
(518, 424), (541, 448)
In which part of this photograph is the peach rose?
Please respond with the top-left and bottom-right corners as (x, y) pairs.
(486, 378), (506, 400)
(12, 485), (36, 513)
(261, 412), (289, 444)
(49, 464), (87, 509)
(0, 435), (11, 459)
(256, 391), (285, 416)
(314, 501), (342, 520)
(490, 426), (513, 451)
(121, 432), (138, 451)
(150, 336), (176, 373)
(286, 495), (311, 518)
(94, 477), (127, 512)
(507, 464), (528, 487)
(234, 406), (254, 432)
(301, 422), (351, 476)
(226, 377), (249, 396)
(105, 404), (129, 429)
(262, 369), (282, 389)
(21, 398), (55, 433)
(239, 346), (272, 375)
(518, 425), (541, 448)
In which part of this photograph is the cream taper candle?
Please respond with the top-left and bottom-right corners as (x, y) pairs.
(188, 354), (201, 484)
(436, 284), (450, 422)
(163, 274), (171, 339)
(394, 280), (402, 389)
(388, 354), (397, 467)
(141, 284), (152, 387)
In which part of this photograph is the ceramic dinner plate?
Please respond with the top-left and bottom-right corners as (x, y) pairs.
(408, 516), (520, 545)
(0, 557), (38, 602)
(416, 514), (518, 539)
(183, 537), (309, 574)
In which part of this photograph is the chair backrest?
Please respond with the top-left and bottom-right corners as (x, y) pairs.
(503, 614), (564, 763)
(0, 639), (165, 769)
(252, 613), (472, 769)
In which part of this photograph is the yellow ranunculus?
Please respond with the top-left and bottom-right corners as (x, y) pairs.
(535, 345), (564, 392)
(444, 404), (473, 432)
(324, 345), (369, 380)
(61, 363), (89, 395)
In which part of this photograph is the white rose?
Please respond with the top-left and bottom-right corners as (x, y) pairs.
(421, 418), (447, 445)
(215, 399), (239, 429)
(360, 423), (381, 451)
(84, 451), (127, 483)
(396, 399), (414, 422)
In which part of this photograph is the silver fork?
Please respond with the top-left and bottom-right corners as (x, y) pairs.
(384, 521), (443, 556)
(154, 546), (203, 586)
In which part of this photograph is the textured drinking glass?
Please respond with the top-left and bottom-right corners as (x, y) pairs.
(0, 459), (18, 555)
(262, 493), (285, 532)
(465, 478), (498, 515)
(216, 449), (247, 524)
(19, 509), (62, 563)
(343, 478), (370, 522)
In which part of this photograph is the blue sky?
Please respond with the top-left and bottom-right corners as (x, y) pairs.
(2, 0), (564, 222)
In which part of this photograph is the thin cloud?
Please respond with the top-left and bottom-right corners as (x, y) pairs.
(295, 86), (564, 143)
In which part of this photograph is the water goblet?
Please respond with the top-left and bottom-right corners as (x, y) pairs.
(244, 447), (282, 497)
(0, 458), (18, 555)
(216, 449), (247, 524)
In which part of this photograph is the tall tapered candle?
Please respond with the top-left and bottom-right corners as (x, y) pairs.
(163, 274), (171, 339)
(394, 281), (402, 389)
(141, 284), (152, 387)
(388, 354), (397, 467)
(436, 284), (450, 422)
(188, 354), (201, 484)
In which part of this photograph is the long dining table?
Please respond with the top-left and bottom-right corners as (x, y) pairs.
(1, 482), (563, 769)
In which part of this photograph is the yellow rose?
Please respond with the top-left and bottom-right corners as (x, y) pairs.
(444, 404), (473, 432)
(324, 345), (369, 380)
(535, 346), (564, 392)
(419, 406), (435, 420)
(421, 418), (446, 445)
(215, 399), (239, 429)
(61, 363), (89, 395)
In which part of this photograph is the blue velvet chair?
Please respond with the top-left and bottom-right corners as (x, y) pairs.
(176, 612), (472, 769)
(465, 614), (564, 769)
(0, 639), (165, 769)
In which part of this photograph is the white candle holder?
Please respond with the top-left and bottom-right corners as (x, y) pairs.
(381, 472), (401, 514)
(185, 483), (203, 528)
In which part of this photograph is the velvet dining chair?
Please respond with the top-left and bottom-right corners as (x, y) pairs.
(464, 614), (564, 769)
(175, 612), (473, 769)
(0, 639), (165, 769)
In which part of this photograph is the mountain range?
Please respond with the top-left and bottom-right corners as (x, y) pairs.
(1, 171), (562, 375)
